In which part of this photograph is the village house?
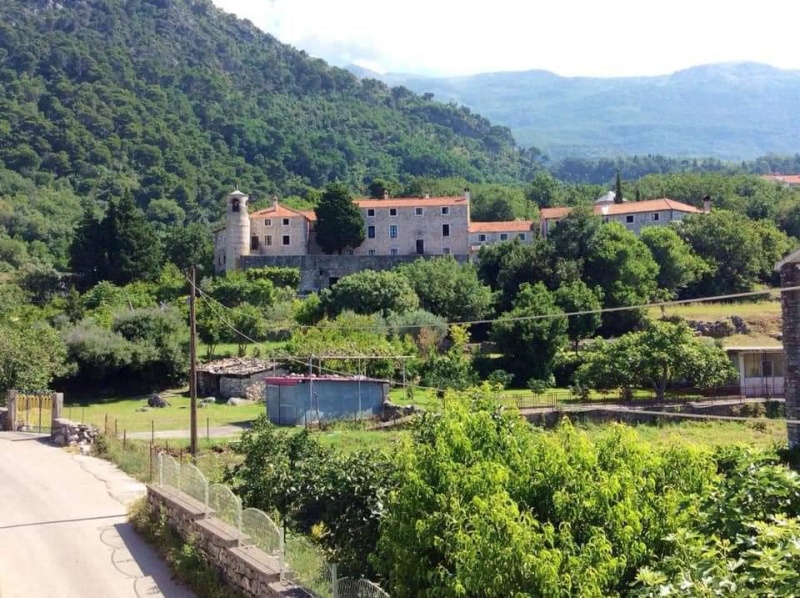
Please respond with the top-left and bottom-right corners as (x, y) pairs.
(726, 346), (785, 398)
(539, 193), (708, 238)
(468, 220), (534, 253)
(762, 174), (800, 187)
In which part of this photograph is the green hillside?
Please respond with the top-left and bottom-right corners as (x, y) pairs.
(0, 0), (537, 225)
(370, 62), (800, 160)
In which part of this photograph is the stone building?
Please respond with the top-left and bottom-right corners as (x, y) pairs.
(196, 358), (286, 401)
(468, 220), (534, 253)
(539, 195), (708, 238)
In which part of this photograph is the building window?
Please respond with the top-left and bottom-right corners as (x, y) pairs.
(390, 248), (398, 256)
(518, 233), (526, 240)
(478, 234), (486, 242)
(442, 224), (450, 237)
(282, 235), (290, 246)
(250, 236), (259, 250)
(651, 213), (660, 221)
(389, 208), (397, 216)
(443, 247), (451, 255)
(282, 218), (290, 226)
(346, 249), (354, 255)
(500, 233), (508, 241)
(264, 219), (272, 226)
(368, 249), (376, 256)
(415, 207), (424, 215)
(367, 225), (375, 239)
(265, 235), (272, 246)
(367, 208), (375, 217)
(626, 215), (634, 223)
(389, 225), (398, 239)
(441, 206), (450, 215)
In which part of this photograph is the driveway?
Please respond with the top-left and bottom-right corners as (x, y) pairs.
(0, 432), (194, 598)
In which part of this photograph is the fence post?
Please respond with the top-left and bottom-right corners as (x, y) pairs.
(158, 452), (163, 486)
(6, 389), (17, 432)
(50, 392), (63, 432)
(278, 521), (285, 583)
(330, 563), (339, 598)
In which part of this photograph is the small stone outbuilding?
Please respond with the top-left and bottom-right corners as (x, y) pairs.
(197, 358), (286, 401)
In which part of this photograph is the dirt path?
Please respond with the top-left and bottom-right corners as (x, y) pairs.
(0, 432), (195, 598)
(126, 423), (250, 440)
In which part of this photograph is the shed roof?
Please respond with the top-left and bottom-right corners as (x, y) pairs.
(197, 357), (277, 376)
(265, 375), (389, 386)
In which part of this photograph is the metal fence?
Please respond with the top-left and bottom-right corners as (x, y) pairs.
(156, 453), (389, 598)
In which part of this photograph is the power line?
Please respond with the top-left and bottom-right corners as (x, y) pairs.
(191, 274), (793, 333)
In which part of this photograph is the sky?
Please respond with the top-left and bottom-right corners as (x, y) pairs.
(211, 0), (800, 78)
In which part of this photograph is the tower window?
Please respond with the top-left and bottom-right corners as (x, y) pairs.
(231, 199), (240, 212)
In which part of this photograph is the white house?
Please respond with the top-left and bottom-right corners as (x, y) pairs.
(726, 346), (785, 398)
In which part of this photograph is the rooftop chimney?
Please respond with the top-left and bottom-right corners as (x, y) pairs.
(383, 190), (389, 200)
(424, 191), (430, 199)
(271, 195), (279, 210)
(702, 194), (712, 213)
(464, 187), (471, 202)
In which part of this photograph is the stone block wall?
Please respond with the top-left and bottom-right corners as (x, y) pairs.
(780, 263), (800, 448)
(146, 485), (306, 597)
(241, 253), (469, 293)
(51, 418), (97, 448)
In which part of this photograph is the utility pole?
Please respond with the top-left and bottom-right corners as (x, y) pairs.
(189, 265), (198, 457)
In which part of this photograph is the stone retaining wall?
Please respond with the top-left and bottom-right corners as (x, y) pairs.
(146, 485), (306, 597)
(51, 418), (97, 448)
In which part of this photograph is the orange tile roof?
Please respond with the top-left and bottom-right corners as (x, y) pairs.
(355, 196), (468, 209)
(763, 174), (800, 185)
(298, 210), (317, 221)
(250, 204), (311, 219)
(541, 198), (701, 220)
(469, 220), (533, 233)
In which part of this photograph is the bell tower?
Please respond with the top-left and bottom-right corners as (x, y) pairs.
(225, 190), (250, 273)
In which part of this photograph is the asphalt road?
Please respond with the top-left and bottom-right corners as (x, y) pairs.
(0, 432), (194, 598)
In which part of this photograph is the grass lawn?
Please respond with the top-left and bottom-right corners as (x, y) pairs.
(580, 419), (787, 451)
(647, 299), (780, 321)
(66, 390), (264, 434)
(198, 341), (287, 362)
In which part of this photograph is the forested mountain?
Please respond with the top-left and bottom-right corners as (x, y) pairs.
(0, 0), (538, 223)
(358, 62), (800, 160)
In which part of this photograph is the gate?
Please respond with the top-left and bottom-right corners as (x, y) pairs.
(11, 391), (54, 434)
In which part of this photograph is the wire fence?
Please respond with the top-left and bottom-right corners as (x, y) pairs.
(156, 453), (389, 598)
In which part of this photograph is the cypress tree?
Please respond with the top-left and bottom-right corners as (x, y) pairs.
(69, 206), (107, 289)
(105, 192), (163, 285)
(614, 170), (624, 204)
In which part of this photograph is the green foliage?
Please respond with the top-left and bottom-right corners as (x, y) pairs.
(206, 272), (275, 308)
(585, 222), (659, 334)
(397, 257), (492, 322)
(419, 325), (478, 391)
(244, 266), (301, 289)
(639, 227), (708, 298)
(375, 397), (717, 596)
(225, 416), (393, 576)
(486, 369), (515, 389)
(324, 270), (419, 317)
(492, 282), (567, 383)
(314, 183), (366, 255)
(554, 280), (602, 351)
(0, 319), (69, 392)
(578, 320), (737, 400)
(165, 222), (214, 273)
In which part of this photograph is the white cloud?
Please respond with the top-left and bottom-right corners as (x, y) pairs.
(213, 0), (800, 77)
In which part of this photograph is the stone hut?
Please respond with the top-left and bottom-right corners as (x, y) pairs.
(197, 358), (286, 401)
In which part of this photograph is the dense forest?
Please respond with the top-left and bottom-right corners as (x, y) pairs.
(0, 0), (539, 216)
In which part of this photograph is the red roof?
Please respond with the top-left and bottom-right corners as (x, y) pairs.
(469, 220), (533, 233)
(763, 174), (800, 186)
(541, 198), (701, 220)
(355, 196), (468, 209)
(250, 204), (311, 219)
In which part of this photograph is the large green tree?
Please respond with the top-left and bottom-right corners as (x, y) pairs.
(324, 270), (419, 317)
(166, 222), (214, 273)
(0, 320), (69, 392)
(639, 226), (708, 299)
(585, 222), (659, 334)
(314, 183), (366, 255)
(578, 320), (737, 401)
(398, 257), (492, 322)
(492, 282), (567, 383)
(104, 193), (163, 285)
(554, 280), (603, 353)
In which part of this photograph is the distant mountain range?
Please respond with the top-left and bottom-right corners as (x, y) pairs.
(347, 62), (800, 160)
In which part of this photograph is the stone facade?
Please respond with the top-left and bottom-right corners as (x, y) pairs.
(241, 253), (470, 293)
(147, 485), (305, 597)
(780, 261), (800, 447)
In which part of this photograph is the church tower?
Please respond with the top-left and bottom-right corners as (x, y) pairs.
(225, 190), (250, 273)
